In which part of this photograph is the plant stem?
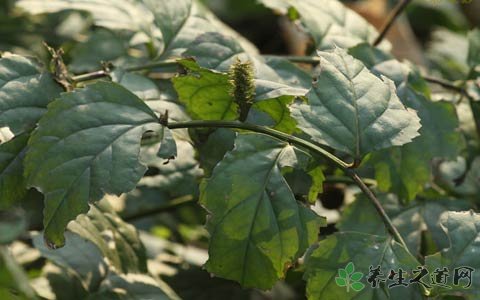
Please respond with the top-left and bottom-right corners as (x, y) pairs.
(422, 75), (468, 96)
(167, 120), (408, 249)
(123, 195), (195, 222)
(71, 60), (179, 83)
(263, 55), (320, 65)
(346, 170), (408, 249)
(167, 120), (350, 169)
(373, 0), (412, 46)
(324, 175), (377, 187)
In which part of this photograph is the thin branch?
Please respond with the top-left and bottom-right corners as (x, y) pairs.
(123, 195), (195, 222)
(167, 120), (408, 249)
(324, 175), (377, 187)
(423, 75), (469, 96)
(71, 60), (179, 83)
(373, 0), (413, 47)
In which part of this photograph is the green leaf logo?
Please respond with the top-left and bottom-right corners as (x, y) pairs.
(335, 262), (365, 292)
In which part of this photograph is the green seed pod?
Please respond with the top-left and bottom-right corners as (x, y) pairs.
(228, 58), (255, 122)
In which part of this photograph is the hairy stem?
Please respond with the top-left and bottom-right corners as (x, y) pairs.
(167, 120), (408, 249)
(71, 60), (178, 83)
(168, 120), (349, 168)
(373, 0), (413, 46)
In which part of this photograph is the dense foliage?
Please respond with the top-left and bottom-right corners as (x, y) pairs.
(1, 0), (480, 299)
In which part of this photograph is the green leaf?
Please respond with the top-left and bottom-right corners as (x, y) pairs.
(251, 96), (298, 134)
(426, 211), (480, 297)
(338, 194), (471, 255)
(335, 277), (346, 287)
(24, 81), (164, 248)
(0, 133), (29, 209)
(292, 48), (421, 158)
(0, 54), (62, 135)
(368, 60), (464, 201)
(0, 208), (27, 244)
(436, 156), (480, 197)
(258, 0), (388, 51)
(173, 59), (239, 121)
(111, 69), (161, 101)
(350, 272), (363, 282)
(139, 139), (202, 196)
(180, 32), (309, 132)
(338, 269), (347, 279)
(17, 0), (255, 58)
(200, 133), (325, 289)
(69, 29), (129, 73)
(427, 29), (469, 81)
(467, 28), (480, 69)
(0, 246), (39, 299)
(348, 43), (393, 69)
(68, 200), (148, 273)
(86, 273), (175, 300)
(182, 32), (309, 98)
(304, 232), (423, 300)
(350, 281), (365, 292)
(345, 262), (354, 275)
(32, 231), (107, 291)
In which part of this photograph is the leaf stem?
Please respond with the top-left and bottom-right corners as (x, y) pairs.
(372, 0), (413, 46)
(167, 120), (408, 249)
(71, 60), (179, 83)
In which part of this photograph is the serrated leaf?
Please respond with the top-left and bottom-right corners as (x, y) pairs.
(200, 133), (325, 289)
(173, 59), (238, 121)
(17, 0), (255, 58)
(174, 57), (305, 133)
(292, 48), (421, 158)
(304, 232), (423, 300)
(180, 32), (309, 132)
(338, 194), (471, 255)
(24, 81), (163, 248)
(258, 0), (388, 51)
(0, 133), (29, 209)
(425, 211), (480, 297)
(0, 54), (62, 135)
(368, 59), (464, 201)
(68, 200), (148, 274)
(182, 32), (309, 99)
